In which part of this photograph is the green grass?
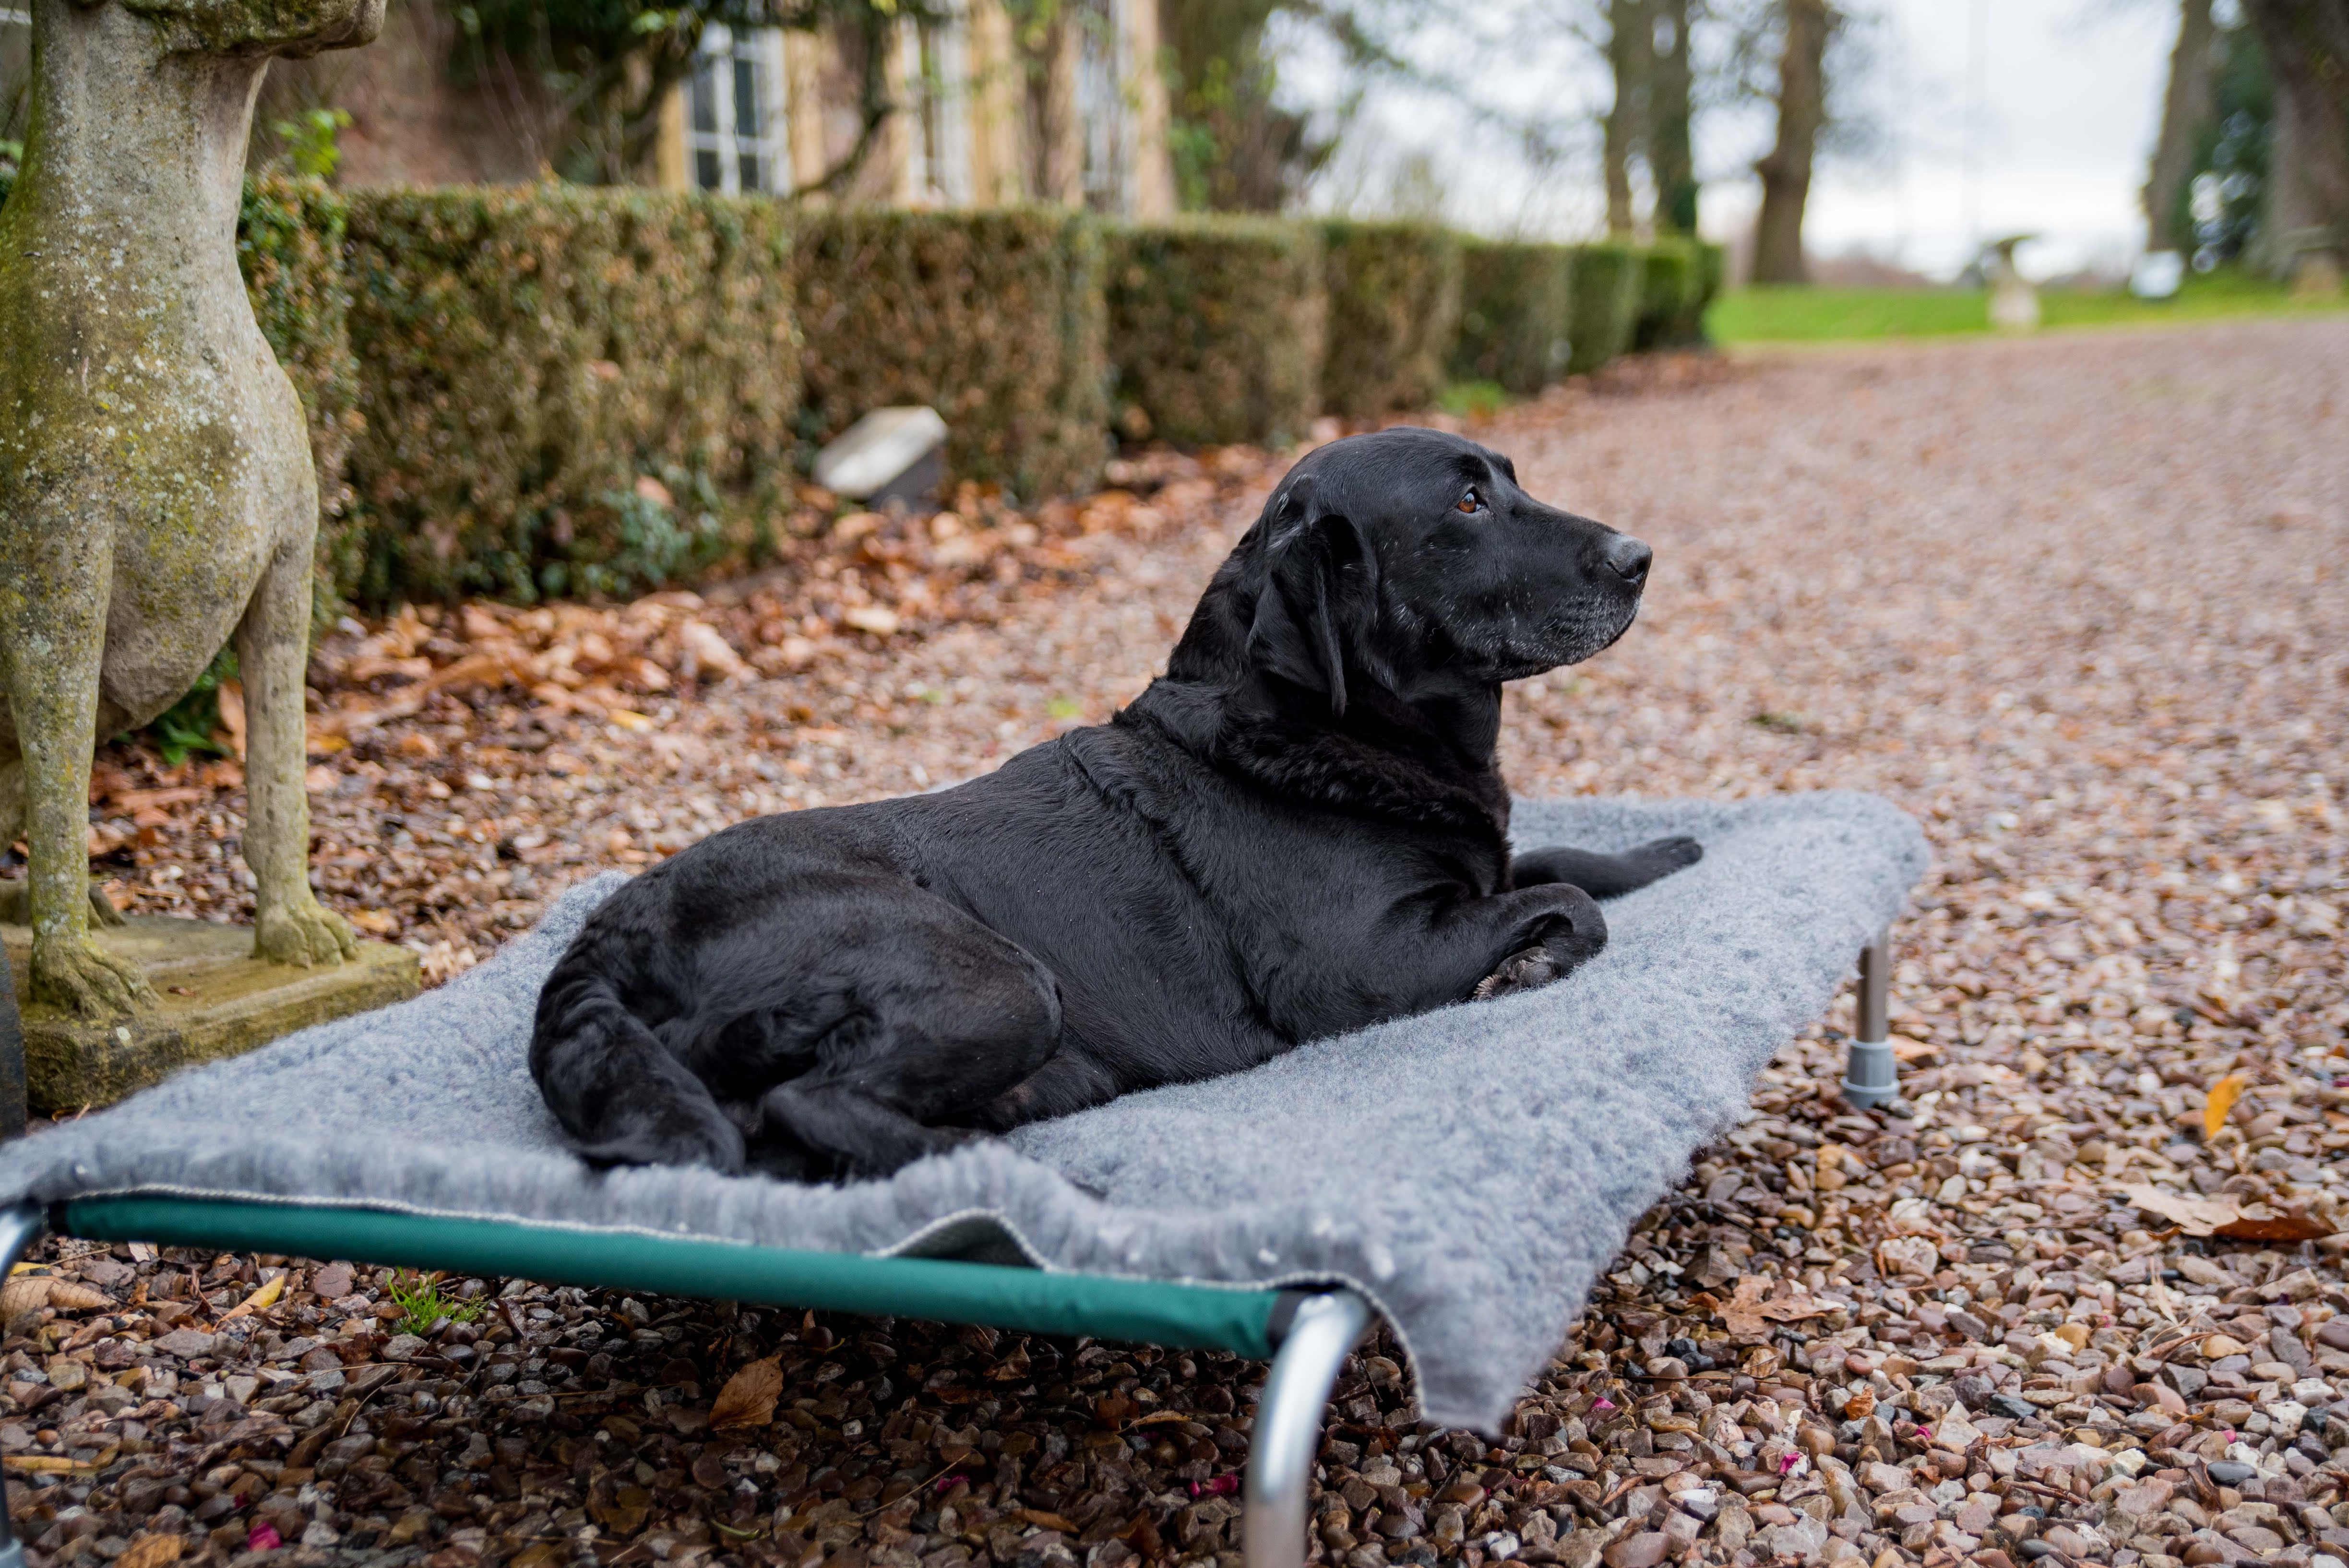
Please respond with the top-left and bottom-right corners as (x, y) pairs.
(1437, 380), (1510, 419)
(1706, 270), (2348, 344)
(384, 1270), (489, 1336)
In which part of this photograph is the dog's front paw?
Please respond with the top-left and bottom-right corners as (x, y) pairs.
(1474, 945), (1564, 1000)
(30, 934), (155, 1017)
(254, 898), (360, 967)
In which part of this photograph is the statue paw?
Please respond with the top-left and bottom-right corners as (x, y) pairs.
(30, 935), (155, 1017)
(255, 899), (360, 968)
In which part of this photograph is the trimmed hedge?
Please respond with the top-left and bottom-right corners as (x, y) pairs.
(5, 171), (1722, 604)
(795, 209), (1107, 502)
(1105, 216), (1324, 448)
(1319, 220), (1463, 418)
(342, 186), (798, 605)
(241, 176), (364, 611)
(1, 172), (358, 613)
(1689, 242), (1727, 343)
(1633, 237), (1698, 351)
(1451, 241), (1573, 395)
(1565, 243), (1644, 376)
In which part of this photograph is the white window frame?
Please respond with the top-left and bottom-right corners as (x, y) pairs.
(686, 24), (787, 196)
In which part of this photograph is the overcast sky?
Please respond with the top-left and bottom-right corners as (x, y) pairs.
(1281, 0), (2183, 282)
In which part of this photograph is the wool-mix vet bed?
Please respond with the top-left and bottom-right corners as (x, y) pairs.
(0, 793), (1926, 1568)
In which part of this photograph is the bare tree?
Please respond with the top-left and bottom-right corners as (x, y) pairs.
(1650, 0), (1697, 231)
(1602, 0), (1652, 232)
(2240, 0), (2349, 269)
(1750, 0), (1832, 282)
(2146, 0), (2218, 252)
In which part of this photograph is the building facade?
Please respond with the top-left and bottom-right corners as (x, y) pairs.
(648, 0), (1175, 218)
(28, 0), (1179, 215)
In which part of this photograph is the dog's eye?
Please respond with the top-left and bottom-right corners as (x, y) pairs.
(1456, 488), (1485, 515)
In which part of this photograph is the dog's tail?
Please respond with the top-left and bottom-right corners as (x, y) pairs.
(530, 942), (746, 1173)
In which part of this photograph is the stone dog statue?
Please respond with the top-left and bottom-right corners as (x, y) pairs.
(0, 0), (381, 1015)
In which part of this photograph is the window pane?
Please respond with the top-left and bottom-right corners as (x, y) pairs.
(739, 151), (764, 194)
(733, 57), (761, 138)
(695, 148), (724, 191)
(690, 60), (719, 135)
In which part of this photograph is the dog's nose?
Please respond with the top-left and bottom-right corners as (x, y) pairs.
(1601, 535), (1652, 583)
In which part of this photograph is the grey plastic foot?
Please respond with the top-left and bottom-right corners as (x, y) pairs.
(1244, 1290), (1373, 1568)
(1841, 927), (1898, 1109)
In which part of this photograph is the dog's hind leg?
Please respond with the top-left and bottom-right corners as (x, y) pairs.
(1510, 837), (1702, 899)
(531, 955), (747, 1174)
(751, 898), (1065, 1182)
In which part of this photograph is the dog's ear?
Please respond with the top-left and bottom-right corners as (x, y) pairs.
(1247, 479), (1379, 714)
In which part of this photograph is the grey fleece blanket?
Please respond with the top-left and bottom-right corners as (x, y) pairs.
(0, 793), (1924, 1431)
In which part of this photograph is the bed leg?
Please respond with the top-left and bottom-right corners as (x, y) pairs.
(1841, 926), (1897, 1109)
(0, 1201), (47, 1568)
(1244, 1290), (1372, 1568)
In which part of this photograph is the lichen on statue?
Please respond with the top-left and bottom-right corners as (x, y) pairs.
(0, 0), (382, 1017)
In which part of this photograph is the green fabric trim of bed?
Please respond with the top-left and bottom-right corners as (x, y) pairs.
(60, 1196), (1284, 1357)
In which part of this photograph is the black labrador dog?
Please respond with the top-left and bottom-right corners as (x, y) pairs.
(531, 427), (1700, 1180)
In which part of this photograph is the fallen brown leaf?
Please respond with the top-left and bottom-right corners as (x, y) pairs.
(0, 1275), (113, 1319)
(1014, 1510), (1079, 1533)
(2215, 1208), (2337, 1243)
(709, 1355), (783, 1429)
(2203, 1073), (2248, 1141)
(1716, 1274), (1835, 1340)
(2112, 1183), (2241, 1237)
(215, 680), (247, 760)
(220, 1272), (286, 1320)
(116, 1532), (185, 1568)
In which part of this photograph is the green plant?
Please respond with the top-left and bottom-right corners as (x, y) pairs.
(384, 1270), (489, 1336)
(795, 208), (1107, 501)
(1451, 240), (1573, 395)
(1318, 219), (1463, 418)
(555, 469), (727, 598)
(269, 107), (352, 181)
(138, 650), (239, 766)
(1436, 380), (1507, 420)
(1104, 216), (1324, 447)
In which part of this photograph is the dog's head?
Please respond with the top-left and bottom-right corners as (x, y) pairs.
(1173, 426), (1650, 716)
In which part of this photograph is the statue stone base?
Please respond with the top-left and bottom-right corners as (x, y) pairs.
(2, 914), (417, 1117)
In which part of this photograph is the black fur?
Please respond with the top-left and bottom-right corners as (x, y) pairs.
(531, 427), (1701, 1181)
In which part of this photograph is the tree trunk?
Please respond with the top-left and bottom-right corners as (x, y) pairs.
(1650, 0), (1697, 233)
(2242, 0), (2349, 269)
(2145, 0), (2218, 252)
(1603, 0), (1650, 235)
(1751, 0), (1831, 285)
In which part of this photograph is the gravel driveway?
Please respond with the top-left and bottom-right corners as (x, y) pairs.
(5, 318), (2345, 1568)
